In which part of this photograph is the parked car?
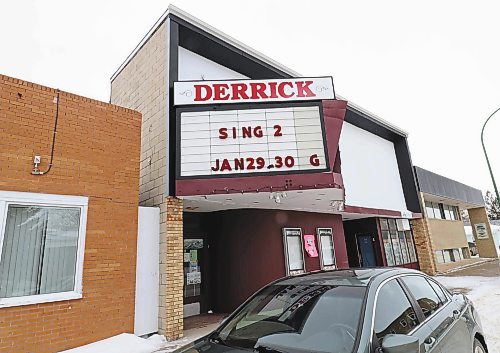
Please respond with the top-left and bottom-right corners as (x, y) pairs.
(175, 268), (487, 353)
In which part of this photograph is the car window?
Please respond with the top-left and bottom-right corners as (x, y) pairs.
(216, 284), (366, 353)
(401, 276), (441, 318)
(374, 279), (419, 342)
(427, 279), (448, 303)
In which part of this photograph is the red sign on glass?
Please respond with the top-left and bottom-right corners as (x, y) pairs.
(303, 234), (318, 257)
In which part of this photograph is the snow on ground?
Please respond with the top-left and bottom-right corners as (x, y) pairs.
(435, 275), (500, 352)
(59, 333), (166, 353)
(59, 323), (217, 353)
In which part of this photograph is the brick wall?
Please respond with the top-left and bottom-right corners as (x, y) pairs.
(411, 194), (437, 275)
(111, 22), (168, 207)
(0, 74), (141, 353)
(110, 22), (184, 339)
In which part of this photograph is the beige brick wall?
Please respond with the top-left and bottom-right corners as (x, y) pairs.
(111, 23), (168, 208)
(427, 218), (469, 250)
(411, 193), (438, 275)
(0, 74), (141, 353)
(110, 22), (184, 339)
(412, 217), (438, 275)
(468, 207), (498, 258)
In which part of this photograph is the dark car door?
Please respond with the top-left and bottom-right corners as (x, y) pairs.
(400, 275), (471, 353)
(372, 279), (438, 353)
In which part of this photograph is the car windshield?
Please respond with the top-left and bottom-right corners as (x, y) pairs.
(214, 284), (366, 353)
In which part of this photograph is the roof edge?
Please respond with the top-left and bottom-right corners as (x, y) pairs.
(110, 4), (300, 82)
(339, 94), (409, 137)
(110, 5), (408, 138)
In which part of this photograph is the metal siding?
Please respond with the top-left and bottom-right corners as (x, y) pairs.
(414, 166), (484, 206)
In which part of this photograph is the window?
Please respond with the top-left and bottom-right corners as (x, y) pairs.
(379, 219), (417, 266)
(282, 228), (305, 275)
(425, 201), (435, 219)
(462, 247), (469, 259)
(217, 285), (366, 353)
(374, 279), (419, 342)
(317, 228), (336, 270)
(398, 231), (410, 263)
(0, 191), (87, 307)
(427, 279), (448, 304)
(425, 201), (444, 219)
(390, 231), (402, 265)
(405, 231), (417, 263)
(443, 250), (452, 262)
(401, 276), (441, 318)
(435, 250), (445, 264)
(381, 231), (395, 266)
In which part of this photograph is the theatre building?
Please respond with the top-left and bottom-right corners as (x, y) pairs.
(111, 6), (423, 339)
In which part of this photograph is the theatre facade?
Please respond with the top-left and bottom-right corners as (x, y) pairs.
(111, 6), (423, 339)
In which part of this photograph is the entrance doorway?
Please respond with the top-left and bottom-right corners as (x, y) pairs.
(356, 234), (377, 267)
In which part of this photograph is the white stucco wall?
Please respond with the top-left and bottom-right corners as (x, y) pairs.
(178, 47), (248, 81)
(339, 122), (408, 212)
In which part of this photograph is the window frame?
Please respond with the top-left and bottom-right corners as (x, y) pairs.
(369, 274), (451, 349)
(372, 278), (421, 341)
(0, 190), (88, 308)
(282, 228), (306, 276)
(399, 275), (443, 319)
(316, 228), (336, 270)
(379, 218), (418, 265)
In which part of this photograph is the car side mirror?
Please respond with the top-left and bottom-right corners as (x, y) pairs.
(381, 334), (419, 353)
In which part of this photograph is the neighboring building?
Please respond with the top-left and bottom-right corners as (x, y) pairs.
(0, 74), (142, 353)
(465, 220), (500, 256)
(111, 5), (423, 340)
(413, 166), (498, 273)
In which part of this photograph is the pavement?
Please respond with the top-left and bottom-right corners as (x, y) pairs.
(153, 314), (225, 353)
(436, 257), (497, 275)
(441, 258), (500, 277)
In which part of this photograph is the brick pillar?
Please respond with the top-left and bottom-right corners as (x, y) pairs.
(159, 196), (184, 340)
(411, 217), (437, 275)
(468, 207), (498, 258)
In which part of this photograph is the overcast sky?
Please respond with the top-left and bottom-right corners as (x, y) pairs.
(1, 0), (499, 193)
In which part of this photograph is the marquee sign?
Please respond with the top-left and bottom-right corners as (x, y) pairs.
(179, 104), (329, 177)
(174, 77), (335, 106)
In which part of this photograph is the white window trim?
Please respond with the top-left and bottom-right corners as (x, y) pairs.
(0, 190), (88, 308)
(282, 228), (305, 276)
(316, 228), (336, 270)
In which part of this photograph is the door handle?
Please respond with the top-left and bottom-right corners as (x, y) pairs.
(424, 336), (436, 349)
(453, 309), (460, 320)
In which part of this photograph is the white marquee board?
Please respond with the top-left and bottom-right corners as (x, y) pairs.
(179, 105), (328, 177)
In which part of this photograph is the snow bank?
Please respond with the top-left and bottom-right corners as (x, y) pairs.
(435, 276), (500, 352)
(59, 333), (166, 353)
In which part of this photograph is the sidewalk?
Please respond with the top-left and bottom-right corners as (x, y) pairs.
(436, 257), (497, 275)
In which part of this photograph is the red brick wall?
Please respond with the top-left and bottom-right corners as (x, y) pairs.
(0, 74), (142, 353)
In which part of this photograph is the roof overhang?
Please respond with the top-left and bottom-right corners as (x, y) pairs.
(182, 187), (344, 213)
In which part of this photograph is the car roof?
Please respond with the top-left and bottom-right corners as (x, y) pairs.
(275, 268), (422, 287)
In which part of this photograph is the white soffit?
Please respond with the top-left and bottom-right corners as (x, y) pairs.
(181, 188), (344, 213)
